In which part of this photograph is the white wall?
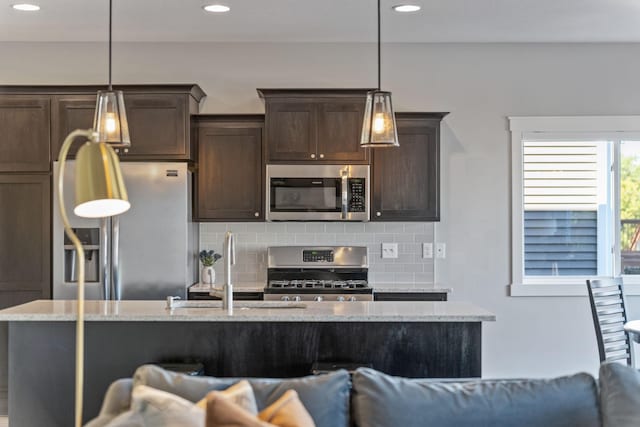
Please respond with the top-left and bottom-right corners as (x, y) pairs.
(3, 41), (640, 378)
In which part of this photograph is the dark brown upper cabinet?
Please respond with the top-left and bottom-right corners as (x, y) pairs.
(258, 89), (370, 164)
(194, 116), (265, 221)
(46, 85), (205, 161)
(0, 174), (51, 307)
(372, 113), (448, 222)
(0, 96), (51, 172)
(121, 92), (195, 160)
(51, 94), (97, 160)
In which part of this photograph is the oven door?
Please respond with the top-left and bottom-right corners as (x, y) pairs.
(266, 165), (369, 221)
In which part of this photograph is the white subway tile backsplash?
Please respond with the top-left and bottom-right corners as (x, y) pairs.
(384, 223), (405, 233)
(200, 222), (435, 286)
(344, 223), (366, 233)
(403, 223), (428, 233)
(305, 223), (325, 233)
(286, 223), (307, 233)
(325, 223), (346, 233)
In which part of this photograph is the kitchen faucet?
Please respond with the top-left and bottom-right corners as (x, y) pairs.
(222, 231), (235, 315)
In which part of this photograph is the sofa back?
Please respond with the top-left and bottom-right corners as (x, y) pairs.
(351, 368), (601, 427)
(87, 365), (606, 427)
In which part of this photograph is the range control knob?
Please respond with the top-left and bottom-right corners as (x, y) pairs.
(314, 296), (324, 302)
(281, 296), (290, 302)
(292, 296), (302, 302)
(348, 296), (357, 302)
(337, 296), (345, 302)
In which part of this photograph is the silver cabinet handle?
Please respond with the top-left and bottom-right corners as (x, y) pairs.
(310, 154), (316, 159)
(319, 154), (324, 159)
(114, 148), (120, 153)
(376, 211), (382, 217)
(124, 148), (129, 154)
(254, 212), (259, 217)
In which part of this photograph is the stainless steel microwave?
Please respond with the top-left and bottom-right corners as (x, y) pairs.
(266, 164), (370, 221)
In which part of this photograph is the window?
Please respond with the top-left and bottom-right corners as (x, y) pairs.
(510, 117), (640, 296)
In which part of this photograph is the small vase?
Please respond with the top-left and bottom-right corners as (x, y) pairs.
(201, 266), (215, 285)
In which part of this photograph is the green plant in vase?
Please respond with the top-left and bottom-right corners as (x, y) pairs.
(199, 250), (222, 285)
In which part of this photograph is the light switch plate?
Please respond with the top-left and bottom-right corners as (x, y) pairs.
(422, 243), (433, 259)
(382, 243), (398, 259)
(435, 242), (446, 259)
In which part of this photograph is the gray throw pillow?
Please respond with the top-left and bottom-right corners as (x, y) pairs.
(352, 368), (600, 427)
(599, 361), (640, 427)
(133, 364), (350, 427)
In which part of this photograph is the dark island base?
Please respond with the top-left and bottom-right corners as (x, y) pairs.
(9, 321), (481, 426)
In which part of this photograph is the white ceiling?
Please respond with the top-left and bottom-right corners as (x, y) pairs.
(2, 0), (640, 43)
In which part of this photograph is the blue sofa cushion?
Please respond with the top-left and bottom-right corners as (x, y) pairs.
(351, 368), (601, 427)
(599, 361), (640, 427)
(133, 364), (350, 427)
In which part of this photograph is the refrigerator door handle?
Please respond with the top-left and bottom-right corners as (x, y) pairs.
(112, 216), (122, 301)
(100, 218), (110, 300)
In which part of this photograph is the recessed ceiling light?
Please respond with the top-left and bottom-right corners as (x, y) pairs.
(203, 4), (230, 13)
(392, 4), (421, 13)
(12, 3), (40, 11)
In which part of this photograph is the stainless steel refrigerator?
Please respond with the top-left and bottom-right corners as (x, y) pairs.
(53, 161), (198, 300)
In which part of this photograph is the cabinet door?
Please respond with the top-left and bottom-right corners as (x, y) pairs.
(317, 99), (368, 163)
(372, 117), (440, 221)
(0, 96), (50, 172)
(265, 101), (316, 162)
(51, 94), (97, 160)
(123, 93), (189, 160)
(0, 175), (51, 307)
(197, 124), (264, 221)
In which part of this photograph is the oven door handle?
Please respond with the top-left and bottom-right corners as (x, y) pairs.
(341, 171), (349, 220)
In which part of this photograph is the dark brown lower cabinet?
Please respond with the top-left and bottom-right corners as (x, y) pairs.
(372, 113), (447, 222)
(374, 292), (448, 302)
(195, 116), (265, 221)
(0, 174), (51, 308)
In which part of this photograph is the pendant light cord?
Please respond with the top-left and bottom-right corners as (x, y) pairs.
(377, 0), (381, 91)
(108, 0), (113, 90)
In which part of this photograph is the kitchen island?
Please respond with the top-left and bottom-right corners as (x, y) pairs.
(0, 300), (494, 426)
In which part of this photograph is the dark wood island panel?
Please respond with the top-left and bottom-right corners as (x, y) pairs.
(9, 320), (481, 426)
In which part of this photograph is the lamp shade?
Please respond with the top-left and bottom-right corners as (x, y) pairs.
(73, 141), (130, 218)
(360, 90), (399, 147)
(93, 90), (131, 147)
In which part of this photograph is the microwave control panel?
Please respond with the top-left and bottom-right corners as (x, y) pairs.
(348, 178), (366, 212)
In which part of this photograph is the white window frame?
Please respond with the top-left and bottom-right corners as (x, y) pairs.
(510, 116), (640, 296)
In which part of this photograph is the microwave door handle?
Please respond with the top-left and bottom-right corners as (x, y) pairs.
(341, 171), (348, 220)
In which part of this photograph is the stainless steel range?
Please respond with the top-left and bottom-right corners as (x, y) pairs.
(264, 246), (373, 302)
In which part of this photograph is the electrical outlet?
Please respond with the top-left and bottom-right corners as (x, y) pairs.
(382, 243), (398, 259)
(435, 242), (446, 259)
(422, 243), (433, 259)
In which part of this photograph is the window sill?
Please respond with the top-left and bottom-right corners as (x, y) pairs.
(509, 283), (640, 297)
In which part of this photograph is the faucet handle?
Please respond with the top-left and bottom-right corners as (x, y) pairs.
(166, 296), (181, 309)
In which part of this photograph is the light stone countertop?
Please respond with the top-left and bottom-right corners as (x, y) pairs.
(189, 283), (452, 294)
(0, 300), (495, 323)
(189, 283), (264, 293)
(372, 285), (452, 293)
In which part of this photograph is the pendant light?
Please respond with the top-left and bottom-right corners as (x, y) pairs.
(93, 0), (130, 147)
(361, 0), (399, 148)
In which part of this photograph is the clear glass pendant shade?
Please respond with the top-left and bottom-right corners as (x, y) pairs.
(360, 90), (399, 147)
(93, 90), (131, 147)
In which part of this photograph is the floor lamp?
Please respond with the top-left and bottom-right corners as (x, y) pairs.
(57, 129), (130, 427)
